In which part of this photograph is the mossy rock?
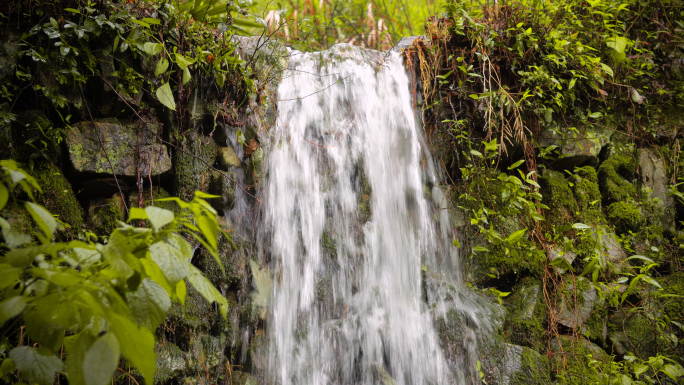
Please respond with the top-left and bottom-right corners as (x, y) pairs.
(598, 154), (636, 204)
(659, 272), (684, 324)
(540, 170), (577, 223)
(571, 166), (603, 224)
(155, 342), (187, 383)
(511, 346), (551, 385)
(605, 200), (643, 234)
(550, 336), (606, 384)
(608, 311), (676, 359)
(504, 278), (546, 351)
(87, 194), (124, 236)
(128, 186), (174, 212)
(10, 110), (63, 162)
(33, 163), (84, 234)
(469, 242), (545, 286)
(172, 130), (218, 201)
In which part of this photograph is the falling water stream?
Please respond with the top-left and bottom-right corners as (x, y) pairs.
(257, 43), (481, 385)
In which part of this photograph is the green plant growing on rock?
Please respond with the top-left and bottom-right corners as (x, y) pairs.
(0, 160), (231, 385)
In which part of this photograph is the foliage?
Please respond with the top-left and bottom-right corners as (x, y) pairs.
(0, 159), (231, 385)
(250, 0), (442, 51)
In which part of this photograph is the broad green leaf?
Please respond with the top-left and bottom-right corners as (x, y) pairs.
(661, 364), (684, 381)
(128, 279), (171, 330)
(176, 280), (187, 306)
(9, 346), (63, 385)
(182, 67), (192, 85)
(605, 36), (628, 54)
(83, 334), (120, 385)
(127, 207), (148, 222)
(506, 228), (527, 244)
(187, 265), (228, 318)
(25, 202), (57, 240)
(167, 233), (193, 262)
(572, 223), (591, 229)
(140, 257), (176, 300)
(156, 83), (176, 111)
(0, 296), (26, 325)
(142, 42), (162, 56)
(0, 358), (15, 377)
(144, 206), (174, 231)
(196, 214), (218, 251)
(155, 58), (169, 77)
(72, 248), (101, 268)
(599, 62), (613, 77)
(107, 313), (155, 385)
(0, 217), (32, 248)
(174, 54), (195, 70)
(473, 246), (488, 252)
(149, 242), (189, 285)
(0, 183), (7, 210)
(0, 265), (20, 290)
(64, 331), (94, 385)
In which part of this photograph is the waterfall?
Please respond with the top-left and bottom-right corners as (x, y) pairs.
(258, 43), (475, 385)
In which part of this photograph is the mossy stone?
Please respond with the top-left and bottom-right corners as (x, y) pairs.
(541, 170), (577, 222)
(33, 162), (84, 235)
(605, 201), (643, 234)
(504, 278), (546, 351)
(598, 154), (636, 204)
(87, 194), (124, 236)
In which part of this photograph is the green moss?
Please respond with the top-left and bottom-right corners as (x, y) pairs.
(88, 196), (123, 236)
(659, 272), (684, 324)
(606, 201), (643, 234)
(572, 166), (603, 224)
(476, 242), (545, 284)
(551, 337), (603, 384)
(511, 347), (551, 385)
(598, 154), (636, 204)
(33, 163), (84, 235)
(541, 170), (577, 223)
(505, 278), (546, 351)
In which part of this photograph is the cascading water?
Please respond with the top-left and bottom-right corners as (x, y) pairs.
(257, 43), (480, 385)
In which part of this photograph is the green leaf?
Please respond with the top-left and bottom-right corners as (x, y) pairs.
(174, 54), (195, 70)
(473, 246), (489, 252)
(129, 18), (150, 28)
(9, 346), (63, 385)
(64, 331), (93, 385)
(155, 58), (169, 77)
(508, 160), (525, 170)
(506, 228), (527, 244)
(156, 83), (176, 111)
(83, 334), (119, 385)
(0, 183), (8, 210)
(0, 358), (16, 377)
(0, 296), (26, 325)
(605, 36), (629, 54)
(142, 42), (162, 56)
(24, 202), (57, 240)
(128, 279), (171, 330)
(599, 62), (614, 78)
(182, 67), (192, 85)
(107, 313), (155, 385)
(0, 217), (32, 248)
(195, 214), (219, 251)
(127, 207), (148, 222)
(187, 265), (228, 318)
(144, 206), (174, 231)
(149, 242), (189, 285)
(142, 18), (161, 25)
(572, 223), (591, 229)
(64, 8), (81, 14)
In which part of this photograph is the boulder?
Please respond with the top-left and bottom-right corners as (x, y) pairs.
(217, 146), (242, 170)
(548, 246), (577, 274)
(155, 342), (187, 384)
(539, 126), (611, 170)
(87, 194), (124, 235)
(556, 277), (598, 329)
(66, 119), (171, 177)
(483, 344), (551, 385)
(249, 259), (272, 321)
(638, 148), (675, 231)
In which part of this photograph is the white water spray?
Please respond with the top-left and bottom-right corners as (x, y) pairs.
(258, 44), (476, 385)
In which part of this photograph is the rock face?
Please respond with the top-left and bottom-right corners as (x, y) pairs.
(539, 126), (611, 170)
(557, 277), (598, 329)
(66, 119), (172, 176)
(638, 148), (675, 231)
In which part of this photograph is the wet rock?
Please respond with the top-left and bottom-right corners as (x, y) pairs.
(206, 169), (237, 212)
(66, 119), (171, 177)
(484, 344), (550, 385)
(0, 31), (20, 82)
(155, 342), (186, 383)
(87, 194), (124, 235)
(249, 259), (272, 321)
(231, 371), (259, 385)
(556, 277), (598, 329)
(548, 246), (577, 274)
(188, 334), (225, 371)
(539, 126), (611, 170)
(638, 148), (675, 231)
(504, 279), (546, 349)
(172, 130), (218, 201)
(217, 146), (242, 170)
(392, 36), (424, 51)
